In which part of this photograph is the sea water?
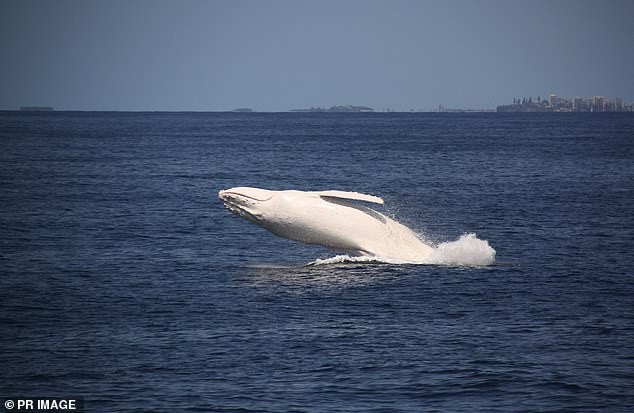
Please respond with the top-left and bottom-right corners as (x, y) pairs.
(1, 111), (633, 412)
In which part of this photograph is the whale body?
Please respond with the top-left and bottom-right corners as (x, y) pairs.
(218, 187), (434, 261)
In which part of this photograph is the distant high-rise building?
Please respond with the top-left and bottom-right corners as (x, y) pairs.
(573, 97), (586, 111)
(591, 96), (606, 112)
(614, 97), (624, 112)
(549, 94), (557, 107)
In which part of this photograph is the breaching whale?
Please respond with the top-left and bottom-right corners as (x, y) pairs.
(218, 187), (434, 261)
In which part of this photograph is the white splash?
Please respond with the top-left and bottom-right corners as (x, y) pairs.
(308, 254), (405, 266)
(426, 233), (496, 266)
(308, 233), (495, 267)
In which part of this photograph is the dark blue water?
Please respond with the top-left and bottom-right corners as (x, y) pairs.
(1, 112), (633, 412)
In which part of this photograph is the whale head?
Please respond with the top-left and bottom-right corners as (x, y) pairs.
(218, 187), (276, 224)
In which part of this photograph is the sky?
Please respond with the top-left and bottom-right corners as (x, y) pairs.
(1, 0), (633, 111)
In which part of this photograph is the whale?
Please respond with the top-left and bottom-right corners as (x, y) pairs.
(218, 187), (434, 261)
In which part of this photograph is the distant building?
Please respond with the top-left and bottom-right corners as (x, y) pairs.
(614, 97), (624, 112)
(549, 94), (558, 107)
(591, 96), (605, 112)
(498, 93), (630, 112)
(573, 97), (586, 111)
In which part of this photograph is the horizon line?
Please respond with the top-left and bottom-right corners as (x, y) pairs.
(5, 109), (634, 114)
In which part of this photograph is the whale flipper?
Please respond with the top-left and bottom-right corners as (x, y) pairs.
(317, 192), (387, 224)
(314, 190), (384, 205)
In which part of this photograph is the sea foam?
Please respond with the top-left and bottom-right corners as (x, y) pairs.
(426, 233), (496, 266)
(308, 233), (495, 267)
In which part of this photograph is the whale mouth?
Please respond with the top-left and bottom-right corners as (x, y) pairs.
(220, 198), (261, 223)
(219, 188), (270, 223)
(223, 202), (261, 223)
(218, 188), (273, 202)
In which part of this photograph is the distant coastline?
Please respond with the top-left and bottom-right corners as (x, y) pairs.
(20, 106), (54, 112)
(291, 105), (374, 113)
(497, 94), (632, 112)
(4, 98), (633, 113)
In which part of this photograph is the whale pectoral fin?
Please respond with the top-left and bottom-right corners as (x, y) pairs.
(319, 195), (387, 224)
(315, 190), (384, 205)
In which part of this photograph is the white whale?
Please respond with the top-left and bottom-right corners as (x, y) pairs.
(218, 187), (434, 262)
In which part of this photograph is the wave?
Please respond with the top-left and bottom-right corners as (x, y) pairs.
(307, 233), (495, 267)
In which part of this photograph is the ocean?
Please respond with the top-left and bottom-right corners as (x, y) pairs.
(1, 111), (633, 412)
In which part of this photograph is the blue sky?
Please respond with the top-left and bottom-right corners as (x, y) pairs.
(1, 0), (633, 111)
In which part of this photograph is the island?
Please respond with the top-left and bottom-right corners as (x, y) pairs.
(20, 106), (54, 111)
(291, 105), (374, 113)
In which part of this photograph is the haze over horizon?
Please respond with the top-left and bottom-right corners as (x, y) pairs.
(1, 0), (633, 112)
